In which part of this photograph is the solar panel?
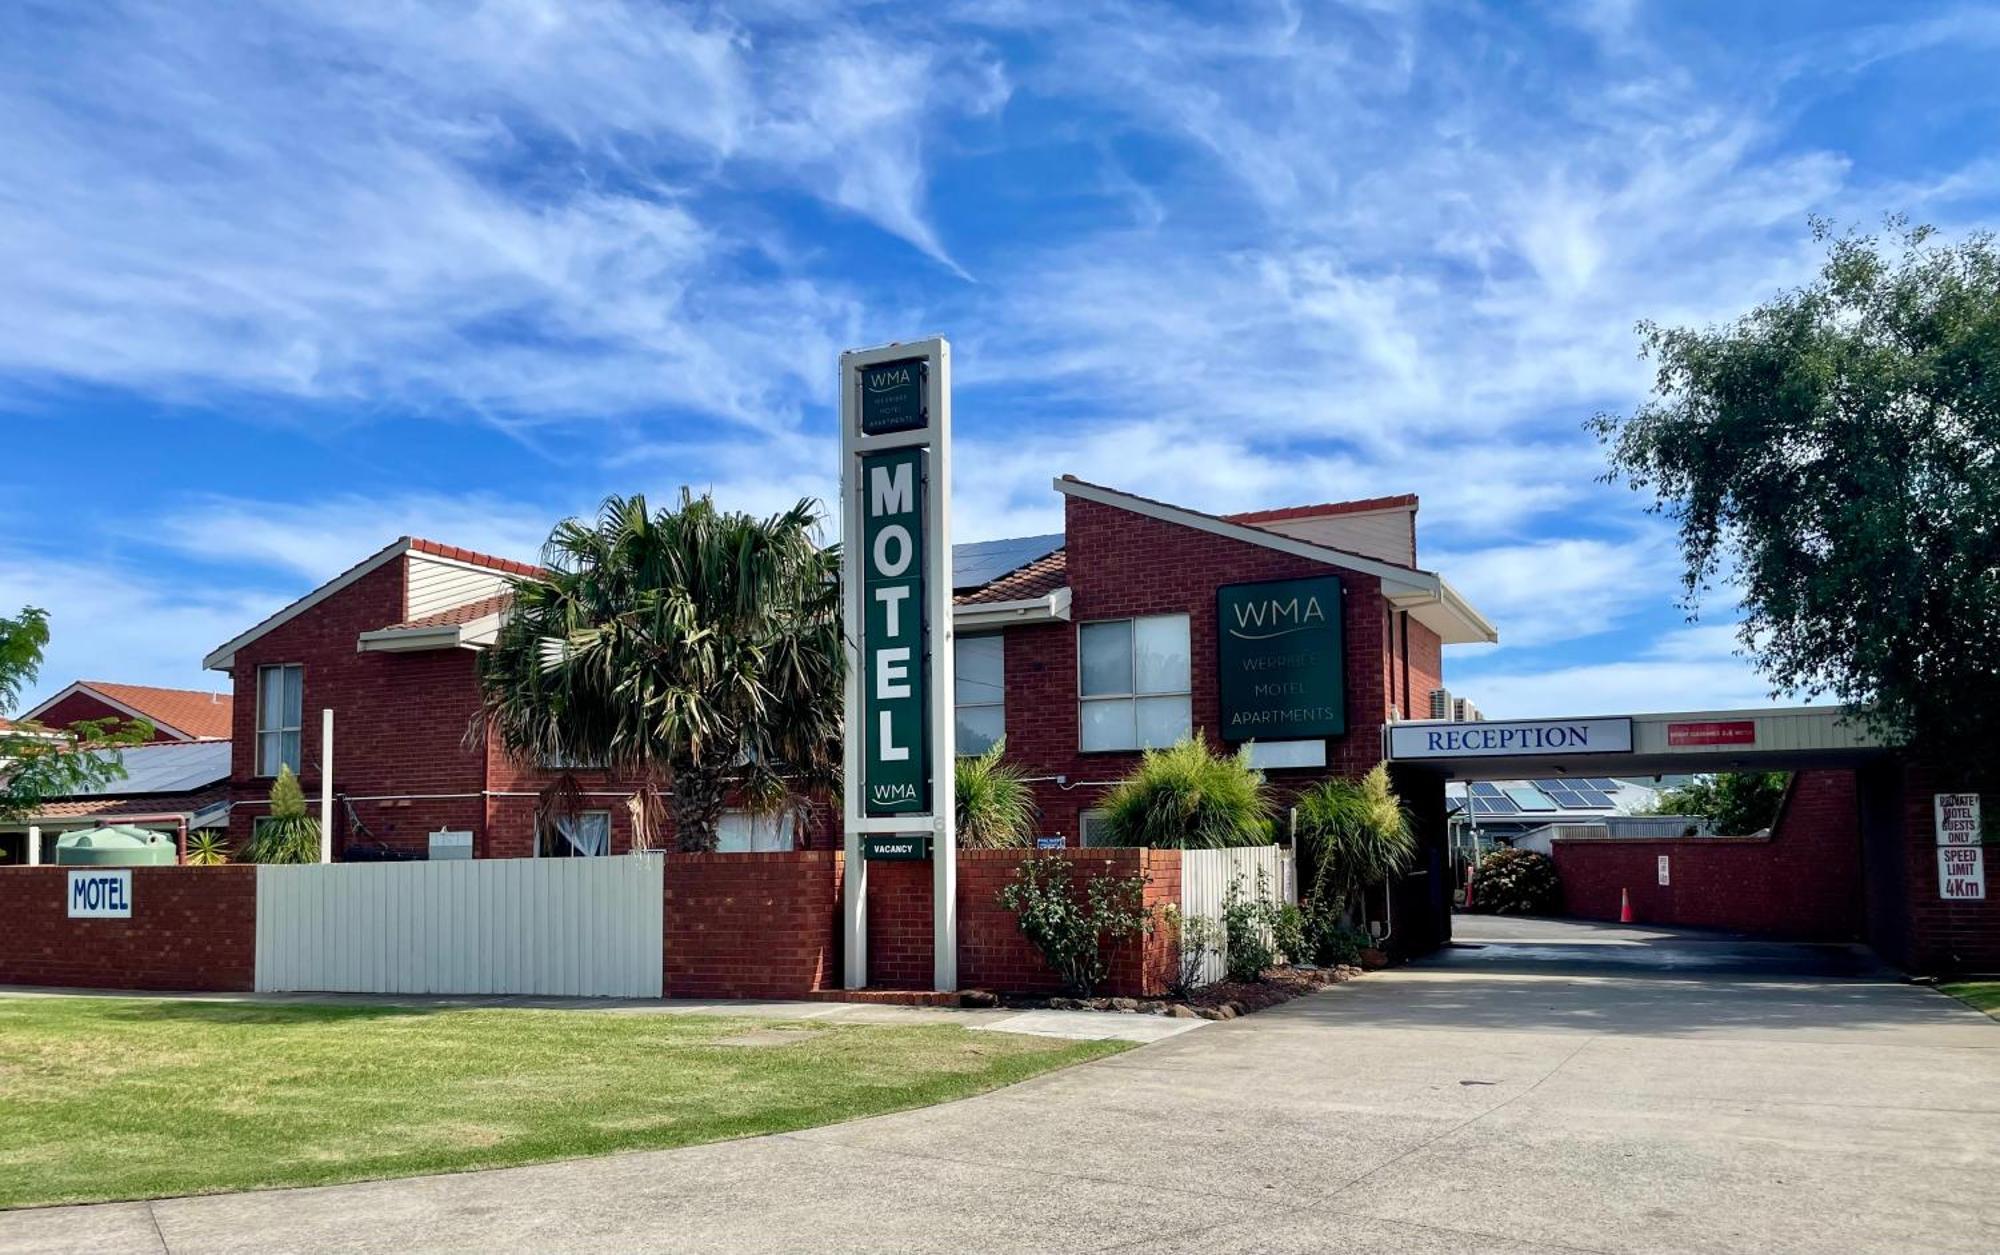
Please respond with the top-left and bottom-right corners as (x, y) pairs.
(1468, 782), (1504, 798)
(1472, 795), (1521, 815)
(952, 534), (1063, 590)
(65, 741), (230, 797)
(1573, 790), (1615, 808)
(1586, 778), (1620, 790)
(1503, 785), (1556, 811)
(1469, 797), (1495, 815)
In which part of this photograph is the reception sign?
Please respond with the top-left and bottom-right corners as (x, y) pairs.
(1216, 575), (1345, 741)
(1388, 717), (1633, 759)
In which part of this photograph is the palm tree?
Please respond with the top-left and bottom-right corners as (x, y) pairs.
(476, 492), (843, 853)
(954, 739), (1037, 849)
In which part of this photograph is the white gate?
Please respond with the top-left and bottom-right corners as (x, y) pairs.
(1178, 845), (1297, 987)
(255, 856), (664, 997)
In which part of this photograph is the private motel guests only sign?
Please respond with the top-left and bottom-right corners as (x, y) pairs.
(1217, 575), (1345, 740)
(840, 338), (957, 992)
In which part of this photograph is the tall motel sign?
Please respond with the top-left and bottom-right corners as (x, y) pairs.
(840, 337), (958, 990)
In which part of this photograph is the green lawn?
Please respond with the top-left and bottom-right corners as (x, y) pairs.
(0, 995), (1124, 1210)
(1942, 981), (2000, 1019)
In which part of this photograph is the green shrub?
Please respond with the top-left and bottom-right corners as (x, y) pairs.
(1271, 903), (1307, 967)
(955, 739), (1037, 849)
(997, 855), (1153, 996)
(1300, 898), (1370, 966)
(1220, 870), (1284, 982)
(1161, 904), (1222, 999)
(1294, 764), (1415, 921)
(1471, 848), (1561, 915)
(244, 765), (321, 864)
(184, 832), (230, 866)
(1096, 736), (1272, 848)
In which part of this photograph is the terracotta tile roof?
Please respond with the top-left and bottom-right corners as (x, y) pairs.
(78, 681), (233, 740)
(408, 537), (545, 578)
(30, 785), (227, 822)
(955, 550), (1067, 605)
(1226, 494), (1419, 525)
(381, 593), (515, 632)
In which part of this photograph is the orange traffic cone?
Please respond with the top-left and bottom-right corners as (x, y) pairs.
(1619, 888), (1634, 924)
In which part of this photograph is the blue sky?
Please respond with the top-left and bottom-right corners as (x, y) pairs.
(3, 0), (1997, 717)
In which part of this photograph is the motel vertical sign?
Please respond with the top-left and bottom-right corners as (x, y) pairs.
(840, 338), (957, 991)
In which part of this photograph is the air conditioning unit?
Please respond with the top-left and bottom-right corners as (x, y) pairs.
(1429, 688), (1452, 720)
(1453, 697), (1482, 723)
(428, 829), (473, 860)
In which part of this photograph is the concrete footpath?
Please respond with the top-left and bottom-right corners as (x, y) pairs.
(5, 923), (1998, 1253)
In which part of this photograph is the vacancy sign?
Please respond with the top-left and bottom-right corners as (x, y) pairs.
(840, 337), (957, 991)
(1934, 793), (1985, 900)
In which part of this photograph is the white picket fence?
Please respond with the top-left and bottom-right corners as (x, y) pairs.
(254, 856), (664, 997)
(1178, 845), (1298, 986)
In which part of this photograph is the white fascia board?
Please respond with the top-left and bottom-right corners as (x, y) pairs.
(20, 682), (197, 740)
(203, 538), (413, 671)
(356, 611), (506, 654)
(1390, 576), (1501, 645)
(952, 587), (1071, 630)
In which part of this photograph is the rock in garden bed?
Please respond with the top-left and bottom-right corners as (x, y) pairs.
(999, 963), (1368, 1020)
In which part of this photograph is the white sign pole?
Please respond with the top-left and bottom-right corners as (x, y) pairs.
(839, 338), (956, 991)
(320, 708), (334, 864)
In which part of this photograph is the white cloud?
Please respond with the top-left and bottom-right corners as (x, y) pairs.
(1448, 623), (1800, 719)
(0, 556), (272, 709)
(147, 493), (562, 583)
(1427, 529), (1683, 649)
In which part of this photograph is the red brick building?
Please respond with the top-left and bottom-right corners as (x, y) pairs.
(197, 479), (1495, 862)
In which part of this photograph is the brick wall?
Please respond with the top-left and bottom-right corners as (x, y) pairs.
(866, 848), (1180, 996)
(1894, 764), (2000, 971)
(0, 867), (256, 991)
(1552, 770), (1862, 940)
(662, 851), (844, 998)
(997, 496), (1394, 845)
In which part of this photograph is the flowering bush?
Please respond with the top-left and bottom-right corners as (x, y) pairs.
(1470, 848), (1561, 915)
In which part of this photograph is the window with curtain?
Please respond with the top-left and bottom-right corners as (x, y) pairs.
(954, 634), (1005, 755)
(1078, 614), (1191, 751)
(256, 663), (303, 776)
(536, 811), (611, 858)
(715, 810), (796, 853)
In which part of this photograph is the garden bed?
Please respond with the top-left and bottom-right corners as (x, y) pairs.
(990, 963), (1369, 1021)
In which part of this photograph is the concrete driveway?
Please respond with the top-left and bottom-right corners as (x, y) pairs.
(6, 920), (1997, 1254)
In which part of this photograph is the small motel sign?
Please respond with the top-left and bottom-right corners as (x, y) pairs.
(67, 869), (133, 919)
(1935, 793), (1985, 901)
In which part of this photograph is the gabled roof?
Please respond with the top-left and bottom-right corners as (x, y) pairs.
(203, 536), (538, 671)
(1227, 494), (1418, 525)
(1055, 476), (1497, 644)
(24, 680), (233, 741)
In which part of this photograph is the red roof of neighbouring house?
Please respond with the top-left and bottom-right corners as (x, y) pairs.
(27, 681), (233, 740)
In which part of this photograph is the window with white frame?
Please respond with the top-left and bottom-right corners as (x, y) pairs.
(715, 810), (796, 853)
(1078, 614), (1191, 751)
(536, 810), (611, 858)
(954, 634), (1005, 755)
(256, 664), (303, 776)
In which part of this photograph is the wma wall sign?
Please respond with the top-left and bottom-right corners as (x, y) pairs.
(1216, 575), (1345, 741)
(841, 338), (957, 992)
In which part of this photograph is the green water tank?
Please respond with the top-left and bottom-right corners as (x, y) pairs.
(54, 826), (178, 866)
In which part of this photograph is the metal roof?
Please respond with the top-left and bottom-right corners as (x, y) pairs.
(53, 740), (231, 798)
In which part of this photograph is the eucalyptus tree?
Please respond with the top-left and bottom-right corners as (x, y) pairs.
(1593, 220), (2000, 778)
(477, 492), (843, 852)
